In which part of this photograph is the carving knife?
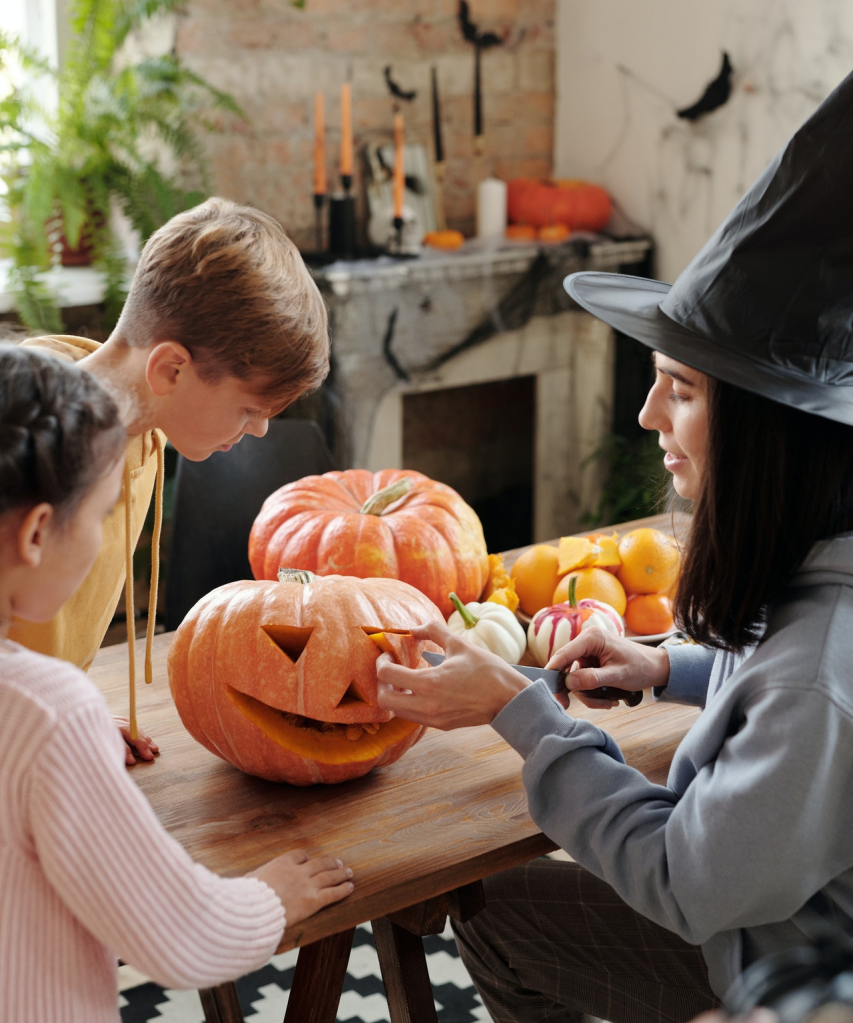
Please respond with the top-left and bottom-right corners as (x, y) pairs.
(420, 650), (642, 707)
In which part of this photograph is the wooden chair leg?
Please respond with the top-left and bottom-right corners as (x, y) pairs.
(199, 981), (244, 1023)
(373, 916), (439, 1023)
(283, 927), (357, 1023)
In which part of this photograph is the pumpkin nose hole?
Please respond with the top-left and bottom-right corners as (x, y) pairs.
(337, 682), (371, 710)
(261, 625), (314, 664)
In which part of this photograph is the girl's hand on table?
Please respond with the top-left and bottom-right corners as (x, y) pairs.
(545, 628), (670, 709)
(114, 716), (160, 765)
(249, 849), (354, 927)
(376, 620), (529, 729)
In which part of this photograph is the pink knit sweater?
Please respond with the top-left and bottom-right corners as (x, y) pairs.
(0, 641), (285, 1023)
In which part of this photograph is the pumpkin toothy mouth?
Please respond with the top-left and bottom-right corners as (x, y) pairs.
(226, 686), (419, 764)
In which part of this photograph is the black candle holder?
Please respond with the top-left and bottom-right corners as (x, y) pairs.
(329, 194), (356, 260)
(313, 193), (325, 253)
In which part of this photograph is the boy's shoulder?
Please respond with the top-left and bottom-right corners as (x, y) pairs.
(0, 641), (107, 724)
(19, 335), (101, 364)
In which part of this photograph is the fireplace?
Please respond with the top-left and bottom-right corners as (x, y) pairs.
(313, 237), (652, 543)
(403, 377), (535, 552)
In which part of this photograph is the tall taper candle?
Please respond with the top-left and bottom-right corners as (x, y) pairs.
(313, 92), (326, 196)
(393, 112), (405, 220)
(473, 45), (483, 141)
(340, 83), (353, 179)
(431, 66), (444, 165)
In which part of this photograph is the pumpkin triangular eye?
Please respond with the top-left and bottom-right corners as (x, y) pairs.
(336, 682), (370, 710)
(261, 625), (314, 664)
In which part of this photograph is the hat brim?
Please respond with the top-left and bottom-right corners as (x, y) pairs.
(564, 271), (853, 425)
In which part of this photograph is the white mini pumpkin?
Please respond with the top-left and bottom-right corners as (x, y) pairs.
(447, 593), (527, 663)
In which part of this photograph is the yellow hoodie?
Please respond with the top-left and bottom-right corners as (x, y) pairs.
(9, 336), (165, 735)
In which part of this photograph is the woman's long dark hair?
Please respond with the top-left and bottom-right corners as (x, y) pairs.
(675, 378), (853, 653)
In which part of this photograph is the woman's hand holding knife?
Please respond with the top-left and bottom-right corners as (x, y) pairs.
(376, 622), (671, 729)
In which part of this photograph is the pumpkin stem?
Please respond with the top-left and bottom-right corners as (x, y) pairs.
(277, 567), (317, 584)
(567, 574), (578, 608)
(359, 476), (413, 516)
(450, 591), (479, 629)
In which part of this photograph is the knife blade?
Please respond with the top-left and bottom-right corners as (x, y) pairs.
(420, 650), (642, 707)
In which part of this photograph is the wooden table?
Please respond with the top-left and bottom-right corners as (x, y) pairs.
(92, 512), (698, 1023)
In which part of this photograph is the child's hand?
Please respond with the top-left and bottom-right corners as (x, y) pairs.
(249, 849), (354, 927)
(114, 716), (160, 766)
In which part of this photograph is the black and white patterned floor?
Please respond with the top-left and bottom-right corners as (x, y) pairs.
(118, 920), (492, 1023)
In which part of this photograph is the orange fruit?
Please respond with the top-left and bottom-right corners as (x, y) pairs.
(558, 533), (622, 575)
(625, 593), (675, 636)
(552, 567), (627, 617)
(584, 532), (621, 572)
(510, 544), (562, 616)
(616, 528), (680, 595)
(557, 535), (597, 574)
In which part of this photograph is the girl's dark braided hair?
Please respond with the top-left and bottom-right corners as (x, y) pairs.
(0, 345), (127, 522)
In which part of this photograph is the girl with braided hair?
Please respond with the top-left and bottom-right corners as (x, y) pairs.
(0, 346), (352, 1022)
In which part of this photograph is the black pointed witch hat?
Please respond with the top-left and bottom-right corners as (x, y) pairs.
(564, 71), (853, 426)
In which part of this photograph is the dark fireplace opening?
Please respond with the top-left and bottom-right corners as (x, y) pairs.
(402, 377), (535, 554)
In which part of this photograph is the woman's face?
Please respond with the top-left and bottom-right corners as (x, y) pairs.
(638, 353), (709, 501)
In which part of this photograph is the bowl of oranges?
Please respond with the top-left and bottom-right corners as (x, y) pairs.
(508, 527), (681, 642)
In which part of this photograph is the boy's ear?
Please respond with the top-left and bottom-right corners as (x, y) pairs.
(145, 342), (195, 397)
(18, 503), (55, 568)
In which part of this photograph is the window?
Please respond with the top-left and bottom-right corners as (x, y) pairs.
(1, 0), (59, 66)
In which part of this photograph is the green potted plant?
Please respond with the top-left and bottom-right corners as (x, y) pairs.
(0, 0), (243, 332)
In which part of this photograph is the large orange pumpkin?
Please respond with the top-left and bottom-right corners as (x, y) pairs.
(248, 469), (489, 618)
(507, 178), (613, 232)
(167, 571), (443, 785)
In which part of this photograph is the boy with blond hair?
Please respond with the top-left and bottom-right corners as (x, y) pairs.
(12, 197), (330, 757)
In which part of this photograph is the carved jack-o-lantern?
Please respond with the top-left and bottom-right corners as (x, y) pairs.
(167, 571), (442, 785)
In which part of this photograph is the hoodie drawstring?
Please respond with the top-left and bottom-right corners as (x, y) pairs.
(125, 430), (166, 741)
(145, 432), (165, 687)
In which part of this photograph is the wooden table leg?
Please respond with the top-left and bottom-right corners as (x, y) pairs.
(283, 927), (357, 1023)
(373, 916), (438, 1023)
(199, 981), (244, 1023)
(201, 883), (485, 1023)
(374, 881), (486, 1023)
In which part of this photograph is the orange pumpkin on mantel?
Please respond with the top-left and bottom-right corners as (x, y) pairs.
(168, 570), (443, 785)
(248, 469), (489, 618)
(507, 178), (613, 233)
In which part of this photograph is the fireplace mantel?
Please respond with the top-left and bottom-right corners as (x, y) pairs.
(313, 235), (652, 543)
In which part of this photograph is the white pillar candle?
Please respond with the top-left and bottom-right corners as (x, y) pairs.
(476, 177), (507, 240)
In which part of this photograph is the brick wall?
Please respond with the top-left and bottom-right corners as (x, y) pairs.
(176, 0), (555, 247)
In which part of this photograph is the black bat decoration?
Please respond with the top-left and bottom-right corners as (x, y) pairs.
(384, 66), (417, 103)
(374, 147), (425, 195)
(458, 0), (502, 49)
(677, 52), (734, 121)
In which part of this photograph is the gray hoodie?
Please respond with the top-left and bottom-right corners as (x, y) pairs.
(492, 533), (853, 997)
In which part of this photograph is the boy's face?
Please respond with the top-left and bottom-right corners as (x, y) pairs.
(154, 358), (276, 461)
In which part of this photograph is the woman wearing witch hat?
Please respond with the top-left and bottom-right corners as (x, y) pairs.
(376, 71), (853, 1022)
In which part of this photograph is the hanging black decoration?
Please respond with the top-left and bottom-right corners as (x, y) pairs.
(383, 66), (417, 103)
(457, 0), (503, 49)
(677, 52), (734, 121)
